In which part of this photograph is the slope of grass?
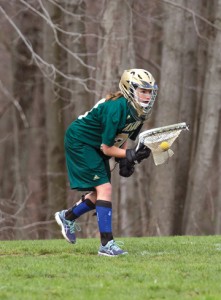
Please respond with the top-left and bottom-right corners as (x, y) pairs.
(1, 236), (221, 300)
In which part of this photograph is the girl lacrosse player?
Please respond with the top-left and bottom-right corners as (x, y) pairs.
(55, 69), (158, 256)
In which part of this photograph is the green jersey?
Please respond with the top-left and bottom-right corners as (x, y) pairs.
(66, 96), (143, 149)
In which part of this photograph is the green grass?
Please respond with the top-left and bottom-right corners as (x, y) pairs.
(1, 236), (221, 300)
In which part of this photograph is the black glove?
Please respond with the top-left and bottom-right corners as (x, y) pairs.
(119, 158), (135, 177)
(126, 144), (151, 164)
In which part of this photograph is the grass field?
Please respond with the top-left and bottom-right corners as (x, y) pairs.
(1, 236), (221, 300)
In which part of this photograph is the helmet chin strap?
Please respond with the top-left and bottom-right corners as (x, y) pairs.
(139, 102), (150, 108)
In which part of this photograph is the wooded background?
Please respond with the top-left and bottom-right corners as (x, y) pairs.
(0, 0), (220, 240)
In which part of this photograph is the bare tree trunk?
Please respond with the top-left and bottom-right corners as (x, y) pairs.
(12, 105), (26, 238)
(215, 118), (221, 233)
(64, 0), (96, 238)
(173, 1), (202, 234)
(148, 1), (185, 236)
(132, 1), (163, 237)
(26, 73), (46, 239)
(133, 1), (162, 79)
(0, 108), (15, 240)
(64, 0), (93, 125)
(43, 1), (66, 237)
(95, 0), (135, 98)
(8, 4), (46, 239)
(183, 0), (221, 234)
(135, 163), (151, 236)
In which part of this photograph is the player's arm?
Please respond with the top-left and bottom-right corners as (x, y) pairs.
(101, 144), (126, 158)
(101, 142), (150, 162)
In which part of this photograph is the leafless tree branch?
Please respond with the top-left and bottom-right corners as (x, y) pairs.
(0, 80), (29, 128)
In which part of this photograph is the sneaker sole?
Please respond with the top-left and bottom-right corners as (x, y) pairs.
(98, 251), (128, 257)
(54, 212), (75, 244)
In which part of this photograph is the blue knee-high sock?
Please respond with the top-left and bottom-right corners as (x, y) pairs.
(96, 200), (113, 246)
(65, 198), (95, 220)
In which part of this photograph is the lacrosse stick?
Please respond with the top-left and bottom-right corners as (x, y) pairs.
(136, 122), (189, 166)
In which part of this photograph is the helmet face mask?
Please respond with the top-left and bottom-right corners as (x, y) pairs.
(134, 87), (157, 109)
(119, 69), (158, 119)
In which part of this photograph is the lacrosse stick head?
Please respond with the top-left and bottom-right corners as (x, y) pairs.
(137, 122), (189, 165)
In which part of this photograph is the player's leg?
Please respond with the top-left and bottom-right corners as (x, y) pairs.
(65, 191), (97, 221)
(95, 183), (128, 256)
(55, 140), (109, 243)
(55, 191), (97, 243)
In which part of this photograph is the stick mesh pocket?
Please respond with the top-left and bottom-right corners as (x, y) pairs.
(137, 123), (188, 165)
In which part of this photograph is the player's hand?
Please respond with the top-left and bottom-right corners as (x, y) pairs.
(126, 144), (151, 164)
(119, 158), (135, 177)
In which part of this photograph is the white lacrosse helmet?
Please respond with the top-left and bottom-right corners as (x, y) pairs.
(119, 69), (158, 119)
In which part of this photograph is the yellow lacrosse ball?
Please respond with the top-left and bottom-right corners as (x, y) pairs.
(160, 141), (170, 151)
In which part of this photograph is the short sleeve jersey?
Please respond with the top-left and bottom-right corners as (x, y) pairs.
(66, 96), (143, 148)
